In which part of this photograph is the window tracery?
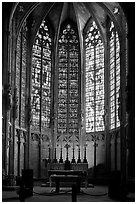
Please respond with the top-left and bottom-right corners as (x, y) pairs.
(109, 21), (120, 129)
(31, 20), (51, 131)
(85, 20), (104, 133)
(15, 23), (27, 129)
(57, 23), (80, 135)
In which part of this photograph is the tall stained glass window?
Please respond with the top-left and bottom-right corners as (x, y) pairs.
(15, 23), (27, 129)
(31, 20), (52, 131)
(109, 21), (120, 129)
(85, 20), (104, 133)
(57, 23), (80, 135)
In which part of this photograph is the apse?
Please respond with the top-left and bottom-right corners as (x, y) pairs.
(2, 2), (129, 180)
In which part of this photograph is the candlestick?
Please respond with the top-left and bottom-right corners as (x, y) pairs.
(48, 147), (51, 163)
(59, 146), (63, 163)
(64, 143), (71, 170)
(53, 147), (57, 163)
(77, 146), (81, 163)
(83, 145), (88, 163)
(71, 143), (76, 163)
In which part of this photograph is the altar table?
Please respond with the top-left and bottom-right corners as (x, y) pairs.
(49, 174), (81, 193)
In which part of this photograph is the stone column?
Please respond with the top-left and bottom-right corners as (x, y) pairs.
(2, 6), (11, 174)
(25, 17), (34, 169)
(17, 130), (21, 176)
(38, 135), (42, 178)
(119, 30), (127, 187)
(8, 17), (17, 177)
(104, 23), (111, 175)
(23, 132), (27, 170)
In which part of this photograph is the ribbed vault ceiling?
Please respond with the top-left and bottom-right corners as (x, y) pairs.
(12, 2), (125, 45)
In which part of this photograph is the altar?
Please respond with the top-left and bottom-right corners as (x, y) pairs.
(46, 139), (88, 189)
(49, 174), (81, 193)
(47, 163), (88, 189)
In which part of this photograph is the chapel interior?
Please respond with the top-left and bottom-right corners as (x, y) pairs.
(2, 2), (135, 202)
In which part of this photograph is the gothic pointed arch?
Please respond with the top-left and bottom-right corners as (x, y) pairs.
(84, 18), (105, 133)
(57, 20), (81, 146)
(31, 19), (52, 132)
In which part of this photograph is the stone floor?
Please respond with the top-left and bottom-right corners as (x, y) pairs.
(2, 185), (135, 202)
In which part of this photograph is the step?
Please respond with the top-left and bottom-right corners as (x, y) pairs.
(41, 181), (93, 188)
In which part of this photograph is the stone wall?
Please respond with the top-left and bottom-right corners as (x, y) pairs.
(16, 130), (121, 179)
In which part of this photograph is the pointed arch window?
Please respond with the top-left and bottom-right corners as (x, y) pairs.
(57, 23), (80, 135)
(15, 23), (27, 129)
(85, 20), (105, 133)
(109, 21), (120, 129)
(31, 20), (52, 131)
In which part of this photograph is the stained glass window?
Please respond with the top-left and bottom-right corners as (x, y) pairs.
(109, 21), (120, 129)
(85, 20), (104, 133)
(15, 32), (21, 127)
(31, 20), (51, 131)
(21, 28), (27, 128)
(15, 23), (27, 129)
(57, 23), (80, 135)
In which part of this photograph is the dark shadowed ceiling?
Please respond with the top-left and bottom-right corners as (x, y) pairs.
(10, 2), (125, 40)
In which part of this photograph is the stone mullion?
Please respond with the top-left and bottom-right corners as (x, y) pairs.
(67, 38), (69, 135)
(94, 44), (96, 133)
(77, 40), (82, 156)
(114, 30), (117, 129)
(53, 35), (59, 159)
(40, 36), (43, 133)
(79, 40), (84, 160)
